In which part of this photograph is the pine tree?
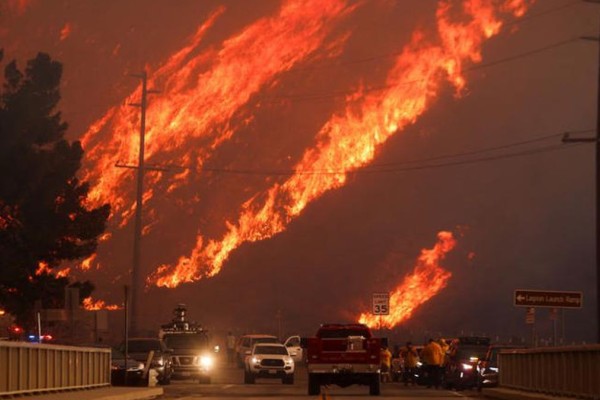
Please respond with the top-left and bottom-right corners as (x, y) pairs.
(0, 52), (110, 329)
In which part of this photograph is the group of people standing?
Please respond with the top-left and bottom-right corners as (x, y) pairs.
(381, 338), (450, 388)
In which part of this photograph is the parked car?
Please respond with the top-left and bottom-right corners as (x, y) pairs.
(120, 338), (173, 384)
(235, 334), (279, 367)
(244, 343), (295, 384)
(479, 344), (526, 387)
(110, 348), (145, 386)
(444, 336), (490, 390)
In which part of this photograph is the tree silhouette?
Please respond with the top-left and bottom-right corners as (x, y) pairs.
(0, 52), (110, 329)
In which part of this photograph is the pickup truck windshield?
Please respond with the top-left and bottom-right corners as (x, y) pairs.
(254, 345), (288, 355)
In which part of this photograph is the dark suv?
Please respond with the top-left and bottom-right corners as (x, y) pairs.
(444, 336), (490, 391)
(121, 337), (173, 384)
(162, 330), (216, 383)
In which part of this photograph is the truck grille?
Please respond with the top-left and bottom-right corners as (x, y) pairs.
(261, 359), (284, 367)
(177, 356), (194, 366)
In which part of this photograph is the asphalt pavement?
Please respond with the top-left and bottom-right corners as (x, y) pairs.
(484, 387), (580, 400)
(0, 386), (163, 400)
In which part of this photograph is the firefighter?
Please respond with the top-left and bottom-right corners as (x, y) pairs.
(421, 338), (444, 389)
(438, 338), (450, 367)
(400, 341), (419, 386)
(380, 345), (392, 383)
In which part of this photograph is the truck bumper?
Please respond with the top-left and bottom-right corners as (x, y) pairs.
(308, 363), (380, 374)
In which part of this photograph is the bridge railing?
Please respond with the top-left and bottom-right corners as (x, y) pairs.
(0, 340), (110, 396)
(499, 344), (600, 400)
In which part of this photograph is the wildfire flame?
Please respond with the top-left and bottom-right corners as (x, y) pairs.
(35, 261), (51, 276)
(59, 22), (72, 41)
(149, 0), (530, 288)
(80, 254), (97, 271)
(82, 297), (121, 311)
(80, 0), (353, 227)
(358, 231), (457, 329)
(55, 268), (70, 278)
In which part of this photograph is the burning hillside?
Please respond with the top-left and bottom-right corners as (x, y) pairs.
(2, 0), (535, 326)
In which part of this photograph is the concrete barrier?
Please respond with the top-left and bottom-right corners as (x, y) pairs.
(0, 341), (110, 396)
(499, 344), (600, 400)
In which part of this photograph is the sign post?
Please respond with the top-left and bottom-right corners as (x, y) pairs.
(515, 289), (582, 346)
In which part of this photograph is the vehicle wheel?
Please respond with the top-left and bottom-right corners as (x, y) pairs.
(243, 370), (255, 384)
(283, 374), (294, 385)
(369, 374), (381, 395)
(308, 373), (320, 395)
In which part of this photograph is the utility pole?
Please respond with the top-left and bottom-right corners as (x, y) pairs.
(562, 24), (600, 343)
(131, 71), (148, 336)
(117, 71), (160, 335)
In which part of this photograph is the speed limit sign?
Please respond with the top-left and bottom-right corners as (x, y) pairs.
(372, 292), (390, 315)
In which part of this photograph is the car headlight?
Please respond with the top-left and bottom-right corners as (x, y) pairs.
(251, 357), (261, 365)
(489, 367), (498, 373)
(199, 355), (214, 368)
(461, 363), (474, 370)
(152, 357), (165, 366)
(129, 362), (145, 371)
(416, 361), (423, 367)
(285, 357), (294, 365)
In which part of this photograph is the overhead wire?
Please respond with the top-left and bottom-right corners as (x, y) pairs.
(283, 0), (581, 74)
(194, 129), (594, 176)
(265, 0), (586, 103)
(266, 36), (581, 104)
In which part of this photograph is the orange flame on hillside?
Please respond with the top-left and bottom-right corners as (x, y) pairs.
(82, 297), (121, 311)
(151, 0), (530, 288)
(55, 268), (70, 278)
(80, 254), (97, 271)
(81, 0), (353, 227)
(35, 261), (51, 276)
(358, 231), (456, 329)
(60, 23), (72, 41)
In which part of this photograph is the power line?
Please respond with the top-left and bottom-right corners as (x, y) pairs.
(192, 129), (591, 176)
(285, 0), (581, 75)
(369, 129), (594, 168)
(359, 143), (586, 174)
(267, 36), (581, 104)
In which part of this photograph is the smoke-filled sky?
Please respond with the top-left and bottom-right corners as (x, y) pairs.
(1, 0), (598, 343)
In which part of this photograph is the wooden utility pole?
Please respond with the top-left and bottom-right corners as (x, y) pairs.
(131, 71), (148, 336)
(117, 71), (160, 335)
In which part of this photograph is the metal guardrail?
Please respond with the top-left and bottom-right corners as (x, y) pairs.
(0, 341), (110, 396)
(499, 344), (600, 400)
